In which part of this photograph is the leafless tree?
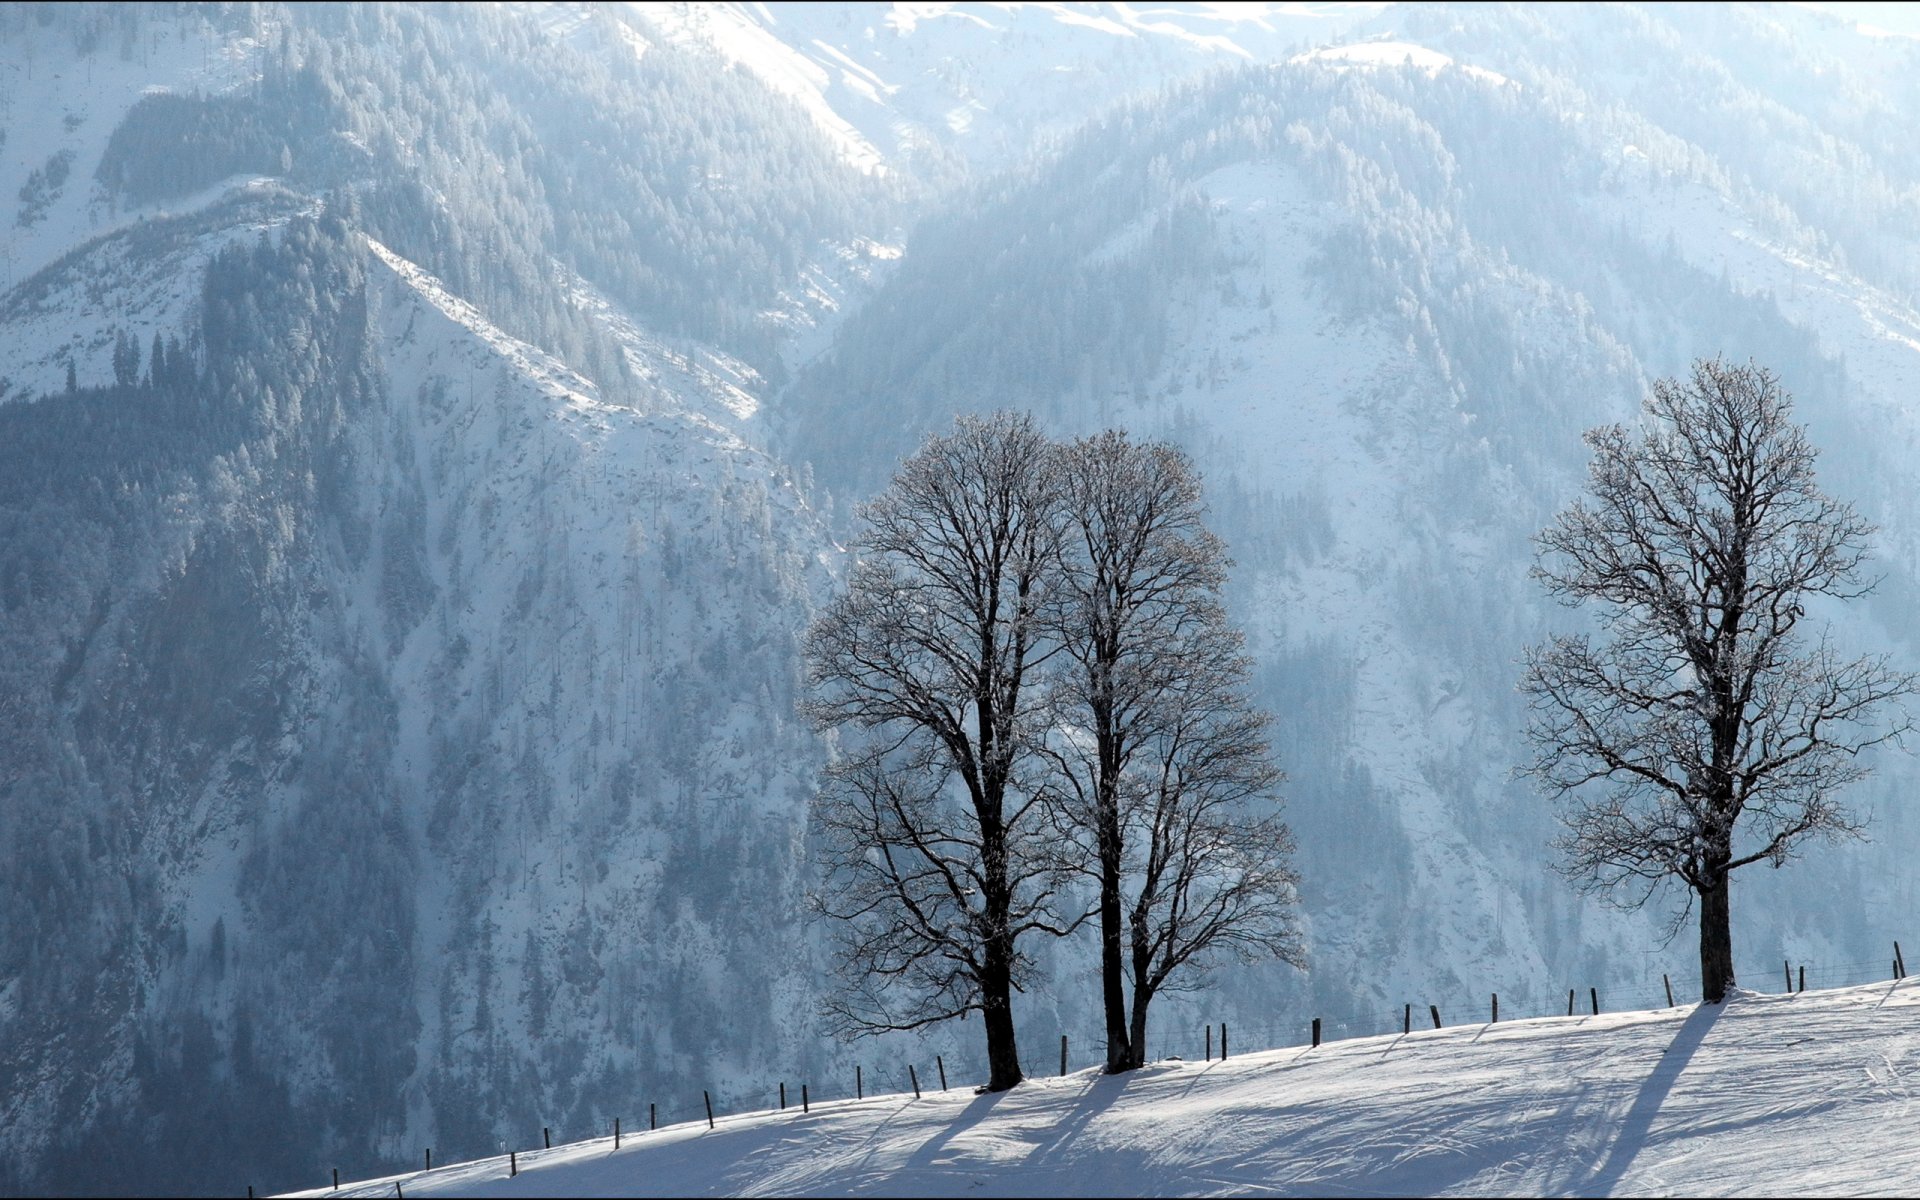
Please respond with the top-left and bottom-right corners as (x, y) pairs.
(1044, 431), (1301, 1071)
(1523, 358), (1913, 1003)
(804, 411), (1074, 1091)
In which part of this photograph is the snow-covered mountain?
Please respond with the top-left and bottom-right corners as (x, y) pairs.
(4, 3), (1920, 1196)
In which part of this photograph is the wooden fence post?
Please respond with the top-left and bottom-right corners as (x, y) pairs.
(802, 1084), (809, 1113)
(1567, 989), (1575, 1016)
(937, 1055), (947, 1091)
(1403, 1003), (1410, 1035)
(1222, 1024), (1228, 1059)
(615, 1118), (620, 1149)
(1664, 974), (1674, 1007)
(1430, 1005), (1442, 1029)
(544, 1126), (550, 1150)
(1491, 993), (1498, 1023)
(910, 1065), (921, 1098)
(425, 1149), (432, 1171)
(705, 1090), (715, 1129)
(1784, 959), (1792, 992)
(333, 1167), (340, 1190)
(779, 1082), (786, 1111)
(857, 1065), (863, 1100)
(1311, 1017), (1321, 1048)
(1590, 987), (1599, 1015)
(650, 1102), (656, 1131)
(509, 1152), (516, 1178)
(1896, 941), (1906, 978)
(1061, 1034), (1068, 1076)
(1799, 964), (1805, 993)
(1205, 1024), (1212, 1061)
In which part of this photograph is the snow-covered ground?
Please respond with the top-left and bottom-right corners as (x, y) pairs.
(299, 977), (1920, 1197)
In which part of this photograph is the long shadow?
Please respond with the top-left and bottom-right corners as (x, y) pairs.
(902, 1089), (1016, 1172)
(1581, 1001), (1723, 1195)
(1023, 1071), (1133, 1166)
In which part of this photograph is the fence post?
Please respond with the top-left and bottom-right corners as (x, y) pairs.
(333, 1168), (340, 1190)
(396, 1182), (403, 1200)
(544, 1126), (551, 1150)
(1897, 941), (1906, 978)
(1429, 1005), (1442, 1029)
(704, 1091), (715, 1129)
(1403, 1003), (1410, 1035)
(1567, 989), (1575, 1016)
(910, 1065), (921, 1098)
(802, 1083), (809, 1113)
(1205, 1024), (1212, 1061)
(1799, 964), (1805, 993)
(1491, 993), (1498, 1023)
(650, 1102), (656, 1131)
(426, 1148), (432, 1171)
(1590, 987), (1599, 1015)
(615, 1118), (620, 1150)
(1784, 959), (1792, 992)
(937, 1055), (947, 1091)
(1311, 1017), (1321, 1048)
(1664, 974), (1674, 1007)
(1061, 1034), (1068, 1076)
(779, 1082), (786, 1111)
(857, 1065), (863, 1100)
(509, 1152), (517, 1178)
(1222, 1024), (1228, 1059)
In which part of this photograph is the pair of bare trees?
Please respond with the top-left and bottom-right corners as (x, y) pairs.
(804, 412), (1299, 1090)
(1525, 358), (1914, 1003)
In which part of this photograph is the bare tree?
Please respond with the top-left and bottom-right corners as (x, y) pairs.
(1045, 431), (1301, 1071)
(1523, 358), (1913, 1003)
(1115, 614), (1302, 1065)
(804, 411), (1073, 1091)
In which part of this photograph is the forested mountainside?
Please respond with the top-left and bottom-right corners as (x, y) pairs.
(4, 3), (1920, 1196)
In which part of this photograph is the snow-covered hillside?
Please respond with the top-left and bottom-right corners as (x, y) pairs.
(628, 1), (1385, 176)
(8, 4), (1920, 1197)
(305, 977), (1920, 1197)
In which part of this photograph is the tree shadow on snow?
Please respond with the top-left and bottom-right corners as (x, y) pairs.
(1580, 1001), (1723, 1195)
(902, 1089), (1016, 1173)
(1021, 1071), (1133, 1167)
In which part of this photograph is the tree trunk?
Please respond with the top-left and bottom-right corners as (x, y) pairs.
(1124, 979), (1153, 1070)
(1098, 809), (1132, 1073)
(980, 946), (1023, 1091)
(1698, 871), (1735, 1003)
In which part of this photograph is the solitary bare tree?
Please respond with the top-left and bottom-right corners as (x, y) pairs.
(804, 411), (1073, 1091)
(1523, 358), (1912, 1003)
(1044, 431), (1300, 1071)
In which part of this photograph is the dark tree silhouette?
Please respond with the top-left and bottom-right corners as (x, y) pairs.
(1523, 358), (1913, 1003)
(804, 411), (1073, 1092)
(1044, 431), (1299, 1071)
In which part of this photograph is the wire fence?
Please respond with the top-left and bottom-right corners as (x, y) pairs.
(293, 940), (1912, 1197)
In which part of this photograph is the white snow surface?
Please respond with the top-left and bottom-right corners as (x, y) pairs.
(1295, 38), (1512, 84)
(303, 978), (1920, 1197)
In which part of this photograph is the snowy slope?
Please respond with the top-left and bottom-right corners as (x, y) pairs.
(305, 976), (1920, 1197)
(0, 11), (275, 399)
(626, 2), (1388, 175)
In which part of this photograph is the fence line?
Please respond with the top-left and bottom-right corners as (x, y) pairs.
(293, 941), (1910, 1196)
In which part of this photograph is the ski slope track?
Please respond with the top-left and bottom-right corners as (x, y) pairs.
(304, 978), (1920, 1198)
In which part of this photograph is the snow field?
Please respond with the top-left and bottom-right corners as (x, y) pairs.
(298, 977), (1920, 1197)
